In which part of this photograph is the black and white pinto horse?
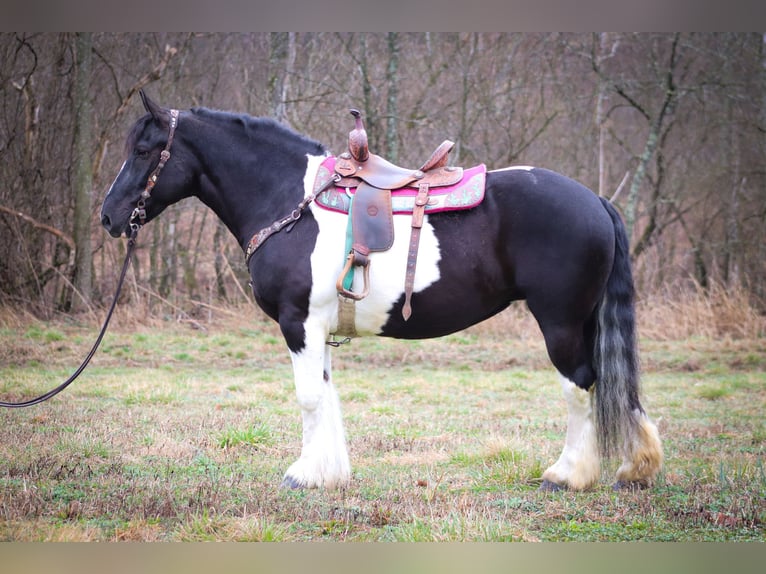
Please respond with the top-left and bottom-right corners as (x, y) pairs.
(101, 93), (663, 491)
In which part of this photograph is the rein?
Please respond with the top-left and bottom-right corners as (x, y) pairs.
(0, 109), (180, 409)
(0, 229), (138, 408)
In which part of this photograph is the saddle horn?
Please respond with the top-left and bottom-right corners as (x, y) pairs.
(348, 109), (369, 162)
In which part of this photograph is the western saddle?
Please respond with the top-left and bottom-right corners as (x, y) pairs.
(334, 109), (463, 321)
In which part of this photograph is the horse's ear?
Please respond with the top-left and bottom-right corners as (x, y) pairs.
(139, 89), (164, 121)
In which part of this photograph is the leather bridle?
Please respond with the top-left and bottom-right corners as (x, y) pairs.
(130, 108), (180, 232)
(0, 109), (180, 408)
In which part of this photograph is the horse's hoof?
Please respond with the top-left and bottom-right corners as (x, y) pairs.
(539, 479), (567, 492)
(281, 475), (306, 489)
(612, 480), (648, 491)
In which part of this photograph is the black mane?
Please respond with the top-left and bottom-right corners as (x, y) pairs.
(190, 107), (327, 156)
(124, 107), (328, 158)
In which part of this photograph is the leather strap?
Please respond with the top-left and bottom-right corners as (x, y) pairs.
(335, 294), (357, 337)
(131, 109), (179, 229)
(1, 226), (141, 408)
(402, 182), (430, 320)
(245, 172), (340, 263)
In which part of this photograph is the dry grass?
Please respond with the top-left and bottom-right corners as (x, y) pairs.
(3, 279), (763, 344)
(454, 281), (765, 346)
(637, 281), (765, 341)
(0, 287), (764, 541)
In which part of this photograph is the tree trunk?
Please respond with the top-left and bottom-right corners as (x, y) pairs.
(385, 32), (400, 162)
(594, 33), (619, 197)
(268, 32), (295, 123)
(623, 34), (679, 245)
(213, 220), (228, 301)
(71, 32), (93, 312)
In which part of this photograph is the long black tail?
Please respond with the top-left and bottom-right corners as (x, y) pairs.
(592, 198), (643, 459)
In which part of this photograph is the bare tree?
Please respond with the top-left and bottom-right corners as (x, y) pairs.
(385, 32), (400, 162)
(268, 32), (295, 124)
(71, 32), (93, 312)
(591, 33), (681, 246)
(2, 33), (765, 316)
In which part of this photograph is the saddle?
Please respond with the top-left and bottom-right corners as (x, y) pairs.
(322, 109), (486, 324)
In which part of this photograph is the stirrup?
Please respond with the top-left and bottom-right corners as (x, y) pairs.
(336, 253), (371, 301)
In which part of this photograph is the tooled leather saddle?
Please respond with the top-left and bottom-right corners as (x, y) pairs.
(313, 109), (486, 322)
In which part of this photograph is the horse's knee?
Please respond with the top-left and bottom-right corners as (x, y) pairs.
(294, 382), (323, 411)
(290, 344), (327, 410)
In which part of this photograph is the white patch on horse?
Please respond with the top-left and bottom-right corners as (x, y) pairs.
(279, 153), (443, 488)
(277, 155), (352, 488)
(489, 165), (535, 173)
(304, 154), (442, 335)
(105, 161), (127, 198)
(542, 375), (601, 490)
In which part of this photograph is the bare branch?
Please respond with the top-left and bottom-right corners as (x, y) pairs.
(0, 204), (75, 251)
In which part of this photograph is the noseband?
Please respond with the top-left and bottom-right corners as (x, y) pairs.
(130, 109), (180, 232)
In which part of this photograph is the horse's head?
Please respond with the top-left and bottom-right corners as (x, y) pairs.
(101, 91), (193, 237)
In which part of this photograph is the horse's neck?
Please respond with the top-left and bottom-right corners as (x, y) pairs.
(191, 129), (315, 251)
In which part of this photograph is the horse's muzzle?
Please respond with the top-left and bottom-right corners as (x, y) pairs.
(101, 214), (125, 238)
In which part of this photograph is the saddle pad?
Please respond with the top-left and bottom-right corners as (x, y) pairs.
(313, 156), (486, 215)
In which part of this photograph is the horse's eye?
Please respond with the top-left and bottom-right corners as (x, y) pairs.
(134, 148), (150, 159)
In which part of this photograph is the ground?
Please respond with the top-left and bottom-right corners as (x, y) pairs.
(0, 304), (764, 541)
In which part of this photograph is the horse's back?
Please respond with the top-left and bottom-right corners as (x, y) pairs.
(378, 166), (615, 338)
(483, 166), (616, 317)
(486, 166), (612, 240)
(438, 165), (615, 291)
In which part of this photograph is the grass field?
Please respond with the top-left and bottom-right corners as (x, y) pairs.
(0, 301), (764, 541)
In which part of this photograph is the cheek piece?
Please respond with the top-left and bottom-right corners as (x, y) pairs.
(130, 109), (180, 234)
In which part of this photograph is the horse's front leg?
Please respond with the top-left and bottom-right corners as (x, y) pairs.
(282, 325), (350, 489)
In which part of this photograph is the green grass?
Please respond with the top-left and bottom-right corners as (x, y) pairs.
(0, 309), (764, 541)
(218, 422), (274, 449)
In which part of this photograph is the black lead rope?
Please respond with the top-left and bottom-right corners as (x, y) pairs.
(0, 229), (139, 409)
(2, 108), (180, 408)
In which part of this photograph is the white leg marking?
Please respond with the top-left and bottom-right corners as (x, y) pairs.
(615, 410), (663, 486)
(284, 326), (350, 489)
(542, 375), (601, 490)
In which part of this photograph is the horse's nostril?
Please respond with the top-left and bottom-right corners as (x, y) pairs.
(101, 214), (111, 228)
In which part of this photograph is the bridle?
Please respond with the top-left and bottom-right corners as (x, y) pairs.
(130, 109), (180, 232)
(0, 109), (180, 408)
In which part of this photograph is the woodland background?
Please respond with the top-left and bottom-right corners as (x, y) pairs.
(0, 33), (764, 318)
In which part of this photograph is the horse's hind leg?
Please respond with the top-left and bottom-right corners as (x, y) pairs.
(282, 326), (350, 489)
(534, 320), (601, 491)
(613, 410), (663, 489)
(540, 375), (601, 491)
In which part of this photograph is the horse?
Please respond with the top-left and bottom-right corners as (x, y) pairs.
(101, 91), (663, 491)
